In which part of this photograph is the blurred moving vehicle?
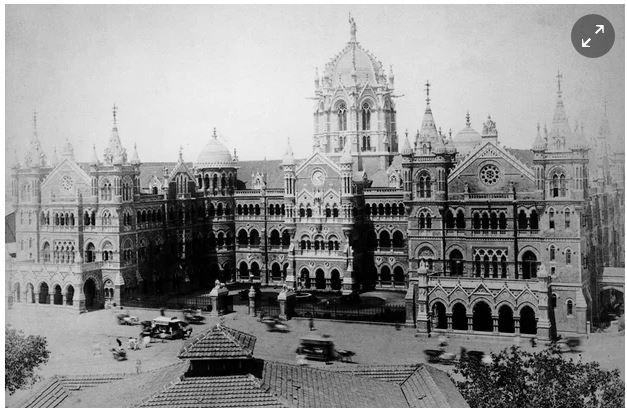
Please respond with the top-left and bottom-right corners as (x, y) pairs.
(116, 313), (140, 326)
(150, 316), (190, 340)
(556, 337), (582, 353)
(296, 335), (354, 362)
(183, 309), (206, 324)
(261, 317), (289, 332)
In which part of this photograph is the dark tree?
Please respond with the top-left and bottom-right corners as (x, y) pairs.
(454, 345), (624, 408)
(5, 327), (50, 395)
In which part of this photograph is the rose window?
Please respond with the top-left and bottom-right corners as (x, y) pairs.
(480, 164), (500, 185)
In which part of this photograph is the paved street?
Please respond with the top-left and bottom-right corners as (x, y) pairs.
(6, 304), (625, 406)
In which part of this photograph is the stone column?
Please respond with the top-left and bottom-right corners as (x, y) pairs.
(467, 315), (473, 331)
(35, 293), (40, 305)
(492, 317), (499, 332)
(514, 318), (520, 335)
(209, 280), (229, 316)
(248, 286), (256, 316)
(278, 286), (295, 321)
(414, 264), (430, 334)
(447, 314), (452, 330)
(405, 283), (416, 327)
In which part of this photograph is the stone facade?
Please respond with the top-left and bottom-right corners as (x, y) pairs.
(7, 20), (622, 339)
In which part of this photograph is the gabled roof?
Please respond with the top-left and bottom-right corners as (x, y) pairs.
(296, 151), (341, 176)
(178, 325), (256, 360)
(329, 363), (468, 408)
(260, 361), (408, 408)
(448, 141), (535, 182)
(141, 374), (284, 408)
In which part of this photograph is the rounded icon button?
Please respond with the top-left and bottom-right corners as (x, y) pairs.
(571, 14), (615, 58)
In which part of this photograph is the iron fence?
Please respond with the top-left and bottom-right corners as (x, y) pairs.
(292, 302), (405, 323)
(121, 295), (215, 311)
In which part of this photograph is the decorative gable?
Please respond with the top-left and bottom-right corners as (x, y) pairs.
(40, 158), (91, 201)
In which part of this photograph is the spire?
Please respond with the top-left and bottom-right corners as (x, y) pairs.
(90, 144), (99, 165)
(401, 129), (412, 155)
(282, 137), (295, 165)
(212, 127), (218, 140)
(103, 104), (127, 164)
(131, 142), (141, 164)
(418, 80), (441, 147)
(532, 122), (546, 150)
(24, 110), (46, 167)
(424, 80), (431, 107)
(61, 138), (74, 161)
(178, 145), (184, 162)
(51, 147), (59, 166)
(348, 13), (357, 42)
(551, 70), (570, 142)
(465, 110), (471, 128)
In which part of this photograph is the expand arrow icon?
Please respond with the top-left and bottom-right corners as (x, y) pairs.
(582, 38), (591, 47)
(595, 24), (605, 34)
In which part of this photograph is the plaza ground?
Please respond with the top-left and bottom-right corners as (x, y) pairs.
(6, 303), (625, 406)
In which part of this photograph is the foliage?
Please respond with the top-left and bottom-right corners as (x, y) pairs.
(5, 327), (50, 395)
(454, 345), (625, 408)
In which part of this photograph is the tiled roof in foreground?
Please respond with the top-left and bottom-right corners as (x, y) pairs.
(259, 360), (409, 408)
(178, 324), (256, 360)
(141, 374), (284, 408)
(21, 374), (127, 408)
(329, 363), (469, 408)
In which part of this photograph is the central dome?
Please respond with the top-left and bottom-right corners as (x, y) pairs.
(454, 114), (482, 157)
(326, 43), (381, 87)
(195, 129), (233, 168)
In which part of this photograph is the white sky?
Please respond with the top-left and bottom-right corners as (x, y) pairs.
(5, 4), (625, 164)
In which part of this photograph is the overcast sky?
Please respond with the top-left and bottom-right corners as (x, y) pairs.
(5, 4), (625, 164)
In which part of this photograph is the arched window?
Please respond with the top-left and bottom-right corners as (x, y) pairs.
(417, 172), (431, 198)
(456, 210), (465, 229)
(379, 231), (391, 249)
(521, 251), (537, 279)
(499, 212), (507, 231)
(552, 173), (559, 197)
(281, 231), (290, 247)
(361, 102), (371, 130)
(566, 300), (573, 315)
(306, 206), (312, 218)
(551, 293), (557, 308)
(565, 249), (572, 265)
(449, 250), (463, 276)
(490, 212), (498, 231)
(332, 205), (339, 218)
(518, 210), (528, 230)
(549, 245), (556, 261)
(529, 210), (539, 230)
(269, 230), (280, 247)
(500, 255), (507, 278)
(473, 213), (480, 230)
(299, 206), (305, 218)
(249, 229), (260, 246)
(337, 102), (347, 131)
(42, 242), (50, 262)
(559, 174), (567, 196)
(445, 210), (455, 229)
(399, 204), (405, 216)
(564, 209), (571, 229)
(549, 209), (555, 229)
(392, 231), (404, 248)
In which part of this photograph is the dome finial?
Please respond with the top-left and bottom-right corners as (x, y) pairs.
(178, 145), (184, 162)
(212, 127), (218, 139)
(465, 110), (471, 127)
(348, 13), (356, 42)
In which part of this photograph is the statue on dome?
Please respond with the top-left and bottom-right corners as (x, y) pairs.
(349, 14), (356, 41)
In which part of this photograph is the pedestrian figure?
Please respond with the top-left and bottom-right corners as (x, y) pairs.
(530, 337), (537, 348)
(309, 316), (315, 331)
(142, 335), (151, 348)
(136, 359), (142, 374)
(160, 308), (166, 316)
